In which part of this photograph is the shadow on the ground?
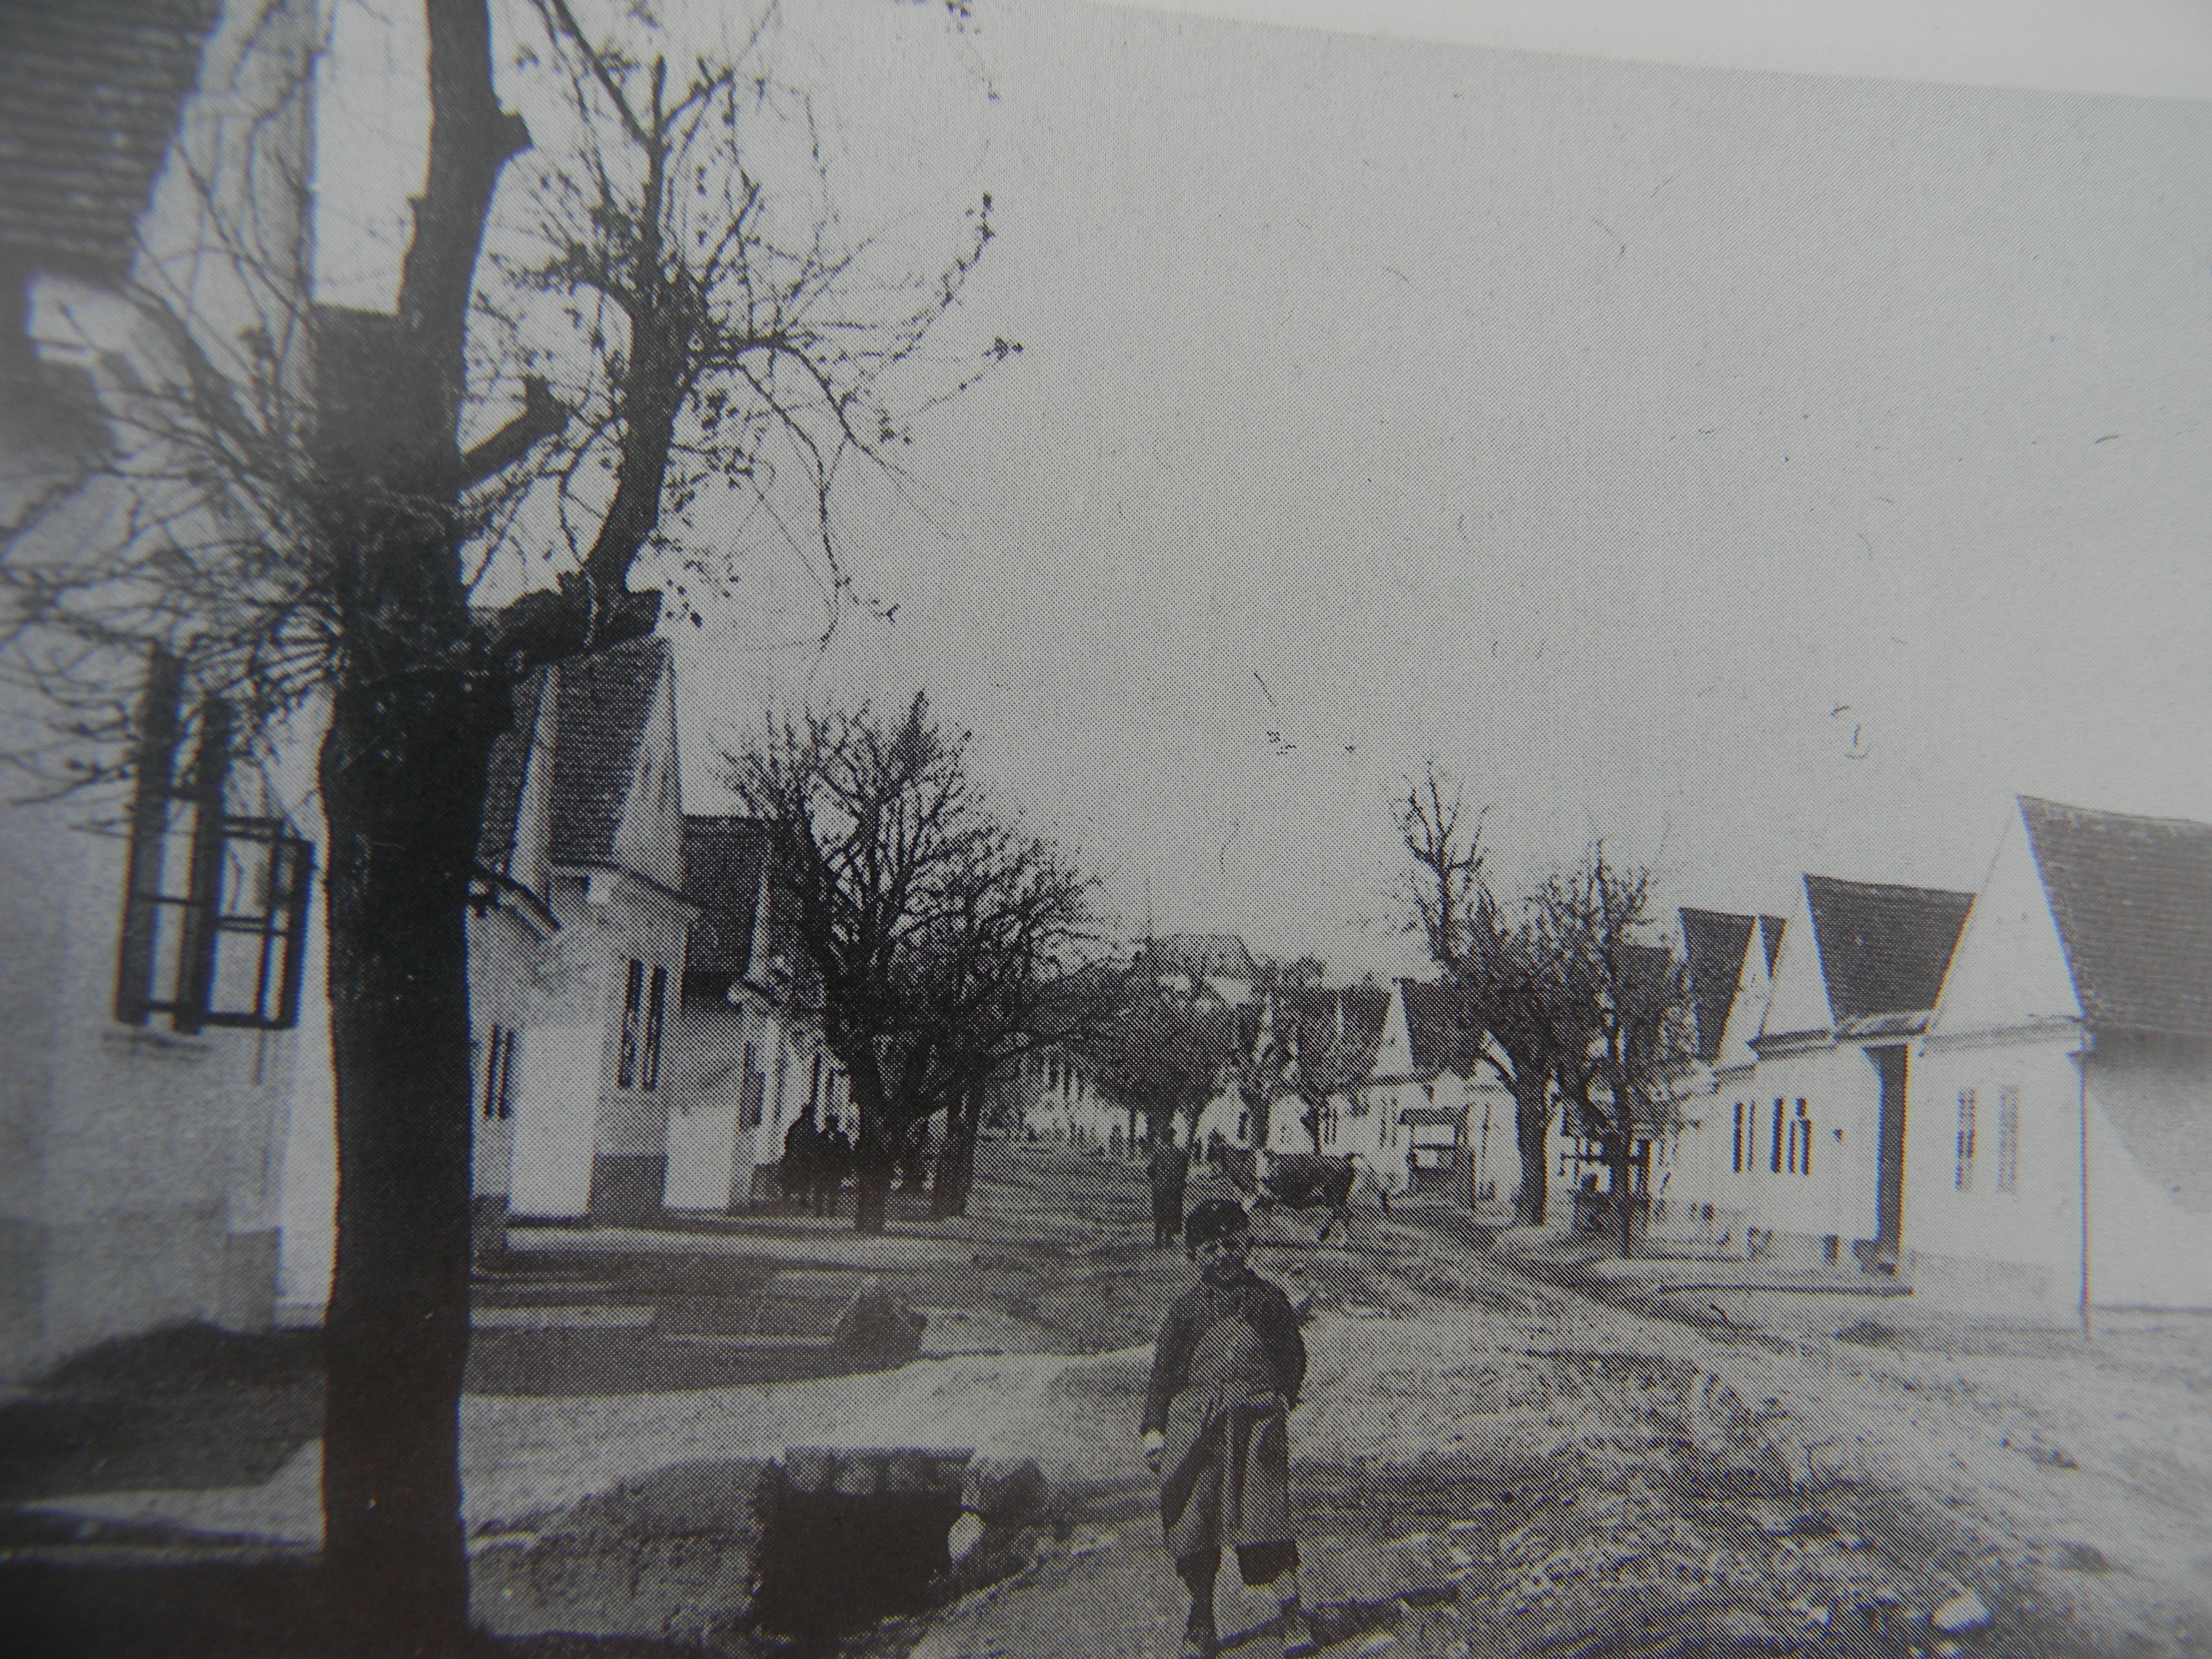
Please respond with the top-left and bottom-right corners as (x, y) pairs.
(0, 1327), (322, 1503)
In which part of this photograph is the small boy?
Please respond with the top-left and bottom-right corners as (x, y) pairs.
(1142, 1198), (1314, 1658)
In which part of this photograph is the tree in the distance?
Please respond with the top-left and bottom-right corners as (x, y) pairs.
(1531, 847), (1694, 1258)
(731, 692), (1094, 1232)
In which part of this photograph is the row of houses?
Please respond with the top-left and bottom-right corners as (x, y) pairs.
(1659, 796), (2211, 1317)
(1022, 797), (2211, 1321)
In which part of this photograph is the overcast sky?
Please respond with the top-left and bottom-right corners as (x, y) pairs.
(321, 0), (2212, 978)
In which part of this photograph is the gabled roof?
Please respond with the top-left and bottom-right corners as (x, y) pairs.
(0, 0), (223, 284)
(544, 635), (670, 868)
(1401, 979), (1482, 1076)
(1278, 983), (1389, 1092)
(1757, 914), (1785, 974)
(2021, 796), (2212, 1039)
(1678, 909), (1752, 1065)
(682, 816), (771, 979)
(1138, 933), (1258, 983)
(1804, 875), (1974, 1025)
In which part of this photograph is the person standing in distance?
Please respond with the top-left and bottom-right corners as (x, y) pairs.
(1148, 1132), (1191, 1248)
(1142, 1198), (1314, 1658)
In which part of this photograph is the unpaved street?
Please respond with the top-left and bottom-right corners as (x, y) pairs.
(9, 1142), (2211, 1659)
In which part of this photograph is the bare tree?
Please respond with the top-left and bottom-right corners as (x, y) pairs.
(731, 692), (1091, 1231)
(2, 1), (1001, 1646)
(1400, 764), (1582, 1227)
(1087, 969), (1230, 1151)
(1532, 847), (1695, 1257)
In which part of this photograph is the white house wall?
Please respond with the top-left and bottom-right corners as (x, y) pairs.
(1762, 881), (1834, 1039)
(1932, 809), (2081, 1035)
(1705, 1046), (1882, 1258)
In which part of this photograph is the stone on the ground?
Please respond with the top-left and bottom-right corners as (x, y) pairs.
(1932, 1590), (1991, 1633)
(946, 1511), (987, 1563)
(834, 1276), (928, 1366)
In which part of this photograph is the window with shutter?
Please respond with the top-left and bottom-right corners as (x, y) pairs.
(617, 959), (645, 1088)
(116, 655), (314, 1034)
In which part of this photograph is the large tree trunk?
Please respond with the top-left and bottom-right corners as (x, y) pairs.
(309, 6), (529, 1649)
(1513, 1073), (1551, 1228)
(319, 662), (502, 1655)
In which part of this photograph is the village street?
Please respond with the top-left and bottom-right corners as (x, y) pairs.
(6, 1141), (2211, 1658)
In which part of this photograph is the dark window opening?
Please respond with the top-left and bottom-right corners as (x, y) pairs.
(617, 958), (645, 1088)
(481, 1026), (518, 1120)
(1770, 1098), (1785, 1173)
(640, 964), (667, 1091)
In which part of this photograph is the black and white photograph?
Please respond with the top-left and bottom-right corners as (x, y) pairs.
(2, 1), (2209, 1655)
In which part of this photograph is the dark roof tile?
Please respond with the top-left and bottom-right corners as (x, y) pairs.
(1803, 875), (1974, 1022)
(1678, 908), (1756, 1065)
(2021, 796), (2212, 1039)
(0, 0), (224, 281)
(682, 816), (770, 978)
(544, 635), (669, 868)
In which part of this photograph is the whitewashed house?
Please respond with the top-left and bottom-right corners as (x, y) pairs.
(1652, 907), (1783, 1242)
(661, 816), (843, 1211)
(1340, 980), (1483, 1195)
(1019, 1045), (1130, 1150)
(1908, 797), (2212, 1314)
(1729, 875), (1973, 1267)
(0, 0), (321, 1376)
(468, 637), (695, 1225)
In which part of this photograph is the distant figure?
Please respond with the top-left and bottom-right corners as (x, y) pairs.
(1142, 1199), (1313, 1659)
(817, 1118), (853, 1217)
(1149, 1136), (1191, 1248)
(780, 1114), (818, 1209)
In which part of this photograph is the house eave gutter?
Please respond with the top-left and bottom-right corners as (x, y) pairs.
(552, 859), (706, 915)
(1919, 1015), (2084, 1055)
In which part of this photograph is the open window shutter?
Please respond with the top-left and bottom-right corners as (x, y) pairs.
(116, 650), (185, 1025)
(115, 657), (315, 1033)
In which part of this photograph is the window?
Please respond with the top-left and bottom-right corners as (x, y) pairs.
(808, 1051), (823, 1113)
(1732, 1101), (1746, 1173)
(480, 1026), (518, 1120)
(1787, 1099), (1813, 1177)
(1770, 1099), (1785, 1173)
(617, 959), (645, 1088)
(640, 964), (667, 1091)
(1996, 1085), (2020, 1194)
(1318, 1103), (1339, 1147)
(116, 658), (314, 1034)
(1954, 1088), (1978, 1191)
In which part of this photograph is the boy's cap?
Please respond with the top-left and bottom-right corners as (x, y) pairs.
(1185, 1198), (1250, 1249)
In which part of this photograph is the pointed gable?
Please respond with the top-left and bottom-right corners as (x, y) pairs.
(2021, 796), (2212, 1039)
(1926, 802), (2080, 1037)
(1370, 982), (1416, 1080)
